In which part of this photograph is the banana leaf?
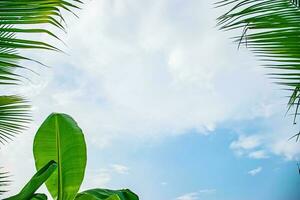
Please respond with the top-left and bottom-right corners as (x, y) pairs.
(33, 113), (87, 200)
(4, 160), (57, 200)
(75, 189), (139, 200)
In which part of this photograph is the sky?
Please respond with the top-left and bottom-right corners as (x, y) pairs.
(1, 0), (300, 199)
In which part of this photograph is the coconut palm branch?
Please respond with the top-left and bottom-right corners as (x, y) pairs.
(0, 0), (82, 85)
(0, 96), (30, 144)
(0, 0), (82, 143)
(0, 0), (82, 195)
(0, 169), (10, 196)
(217, 0), (300, 139)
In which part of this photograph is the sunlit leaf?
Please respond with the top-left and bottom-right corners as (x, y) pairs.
(4, 160), (57, 200)
(33, 113), (87, 200)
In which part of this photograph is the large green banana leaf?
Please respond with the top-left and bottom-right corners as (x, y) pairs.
(33, 113), (87, 200)
(75, 189), (139, 200)
(4, 160), (57, 200)
(30, 194), (48, 200)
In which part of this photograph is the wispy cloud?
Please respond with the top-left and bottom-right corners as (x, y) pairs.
(248, 150), (269, 159)
(83, 164), (129, 189)
(19, 0), (277, 150)
(83, 168), (112, 189)
(271, 139), (300, 161)
(230, 135), (271, 160)
(1, 0), (297, 199)
(176, 189), (216, 200)
(176, 192), (199, 200)
(230, 135), (262, 150)
(111, 164), (130, 174)
(199, 189), (216, 194)
(248, 167), (262, 176)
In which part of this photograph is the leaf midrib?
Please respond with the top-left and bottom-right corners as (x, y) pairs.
(55, 115), (63, 200)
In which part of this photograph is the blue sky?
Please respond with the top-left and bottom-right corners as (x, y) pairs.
(1, 0), (300, 199)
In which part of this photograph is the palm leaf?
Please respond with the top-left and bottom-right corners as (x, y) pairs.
(0, 0), (83, 196)
(0, 0), (82, 140)
(0, 168), (10, 196)
(0, 0), (82, 85)
(217, 0), (300, 139)
(0, 95), (31, 144)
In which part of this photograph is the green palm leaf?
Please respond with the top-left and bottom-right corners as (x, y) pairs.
(33, 113), (87, 200)
(0, 169), (10, 196)
(0, 0), (83, 196)
(0, 0), (82, 85)
(0, 95), (30, 144)
(0, 0), (82, 142)
(217, 0), (300, 138)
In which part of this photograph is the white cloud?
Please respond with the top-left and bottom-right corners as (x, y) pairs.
(230, 135), (269, 159)
(176, 192), (199, 200)
(230, 135), (262, 150)
(85, 169), (112, 188)
(271, 139), (300, 161)
(176, 189), (216, 200)
(1, 0), (297, 198)
(229, 130), (300, 161)
(111, 164), (130, 174)
(81, 163), (130, 190)
(248, 167), (262, 176)
(248, 150), (269, 159)
(14, 0), (278, 148)
(198, 189), (216, 194)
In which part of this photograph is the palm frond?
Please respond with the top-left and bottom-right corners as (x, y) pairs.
(0, 168), (10, 196)
(0, 0), (82, 142)
(0, 95), (31, 144)
(217, 0), (300, 139)
(0, 0), (83, 195)
(0, 0), (82, 85)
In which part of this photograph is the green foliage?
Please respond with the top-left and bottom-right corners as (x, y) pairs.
(0, 169), (10, 195)
(7, 113), (139, 200)
(30, 194), (48, 200)
(0, 95), (31, 144)
(0, 0), (82, 194)
(0, 95), (30, 195)
(217, 0), (300, 139)
(0, 1), (138, 198)
(0, 0), (81, 144)
(33, 113), (87, 200)
(0, 0), (82, 144)
(75, 189), (139, 200)
(4, 161), (57, 200)
(0, 0), (82, 85)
